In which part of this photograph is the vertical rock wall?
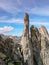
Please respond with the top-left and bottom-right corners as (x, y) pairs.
(30, 25), (43, 65)
(21, 13), (34, 65)
(39, 26), (49, 65)
(21, 13), (49, 65)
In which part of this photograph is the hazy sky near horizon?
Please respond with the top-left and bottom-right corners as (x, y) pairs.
(0, 0), (49, 36)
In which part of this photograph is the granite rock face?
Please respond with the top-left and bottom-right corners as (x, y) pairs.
(30, 25), (43, 65)
(21, 13), (49, 65)
(0, 13), (49, 65)
(21, 13), (34, 65)
(39, 26), (49, 65)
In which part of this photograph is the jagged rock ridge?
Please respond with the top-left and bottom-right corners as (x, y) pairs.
(21, 13), (49, 65)
(0, 13), (49, 65)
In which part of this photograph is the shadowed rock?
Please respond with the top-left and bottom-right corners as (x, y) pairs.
(30, 25), (43, 65)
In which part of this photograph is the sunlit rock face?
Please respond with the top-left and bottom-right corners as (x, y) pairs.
(39, 26), (49, 38)
(39, 26), (49, 65)
(1, 13), (49, 65)
(21, 13), (34, 65)
(30, 25), (43, 65)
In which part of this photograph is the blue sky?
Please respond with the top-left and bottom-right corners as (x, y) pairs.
(0, 0), (49, 36)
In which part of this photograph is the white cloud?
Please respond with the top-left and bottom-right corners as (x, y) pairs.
(0, 17), (49, 26)
(0, 16), (8, 20)
(0, 0), (21, 14)
(0, 18), (24, 24)
(29, 6), (49, 16)
(5, 18), (23, 23)
(30, 21), (49, 25)
(17, 0), (22, 5)
(0, 0), (49, 16)
(0, 26), (14, 34)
